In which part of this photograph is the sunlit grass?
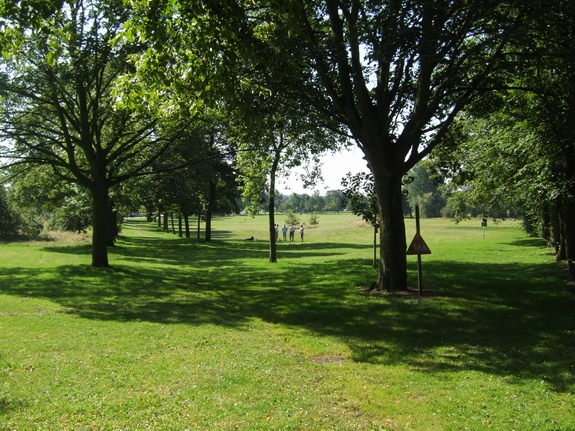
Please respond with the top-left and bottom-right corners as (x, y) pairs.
(1, 214), (573, 430)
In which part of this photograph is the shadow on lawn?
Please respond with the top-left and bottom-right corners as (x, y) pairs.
(1, 222), (573, 393)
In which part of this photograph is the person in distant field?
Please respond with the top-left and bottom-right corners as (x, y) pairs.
(299, 224), (305, 242)
(289, 224), (296, 242)
(281, 224), (288, 241)
(274, 224), (279, 242)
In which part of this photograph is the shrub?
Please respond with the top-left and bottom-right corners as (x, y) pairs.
(285, 211), (300, 225)
(309, 212), (319, 225)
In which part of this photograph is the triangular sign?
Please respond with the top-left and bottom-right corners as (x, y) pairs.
(406, 232), (431, 255)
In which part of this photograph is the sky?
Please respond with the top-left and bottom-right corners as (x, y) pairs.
(276, 145), (370, 195)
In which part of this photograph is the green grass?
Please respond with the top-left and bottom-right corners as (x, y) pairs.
(1, 214), (574, 430)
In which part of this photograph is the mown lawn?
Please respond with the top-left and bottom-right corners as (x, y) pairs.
(1, 213), (573, 430)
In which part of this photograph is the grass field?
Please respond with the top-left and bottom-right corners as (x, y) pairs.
(1, 213), (574, 430)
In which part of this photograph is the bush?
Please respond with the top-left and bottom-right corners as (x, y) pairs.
(309, 212), (319, 225)
(285, 211), (300, 225)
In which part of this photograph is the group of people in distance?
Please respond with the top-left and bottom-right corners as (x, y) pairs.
(274, 223), (304, 242)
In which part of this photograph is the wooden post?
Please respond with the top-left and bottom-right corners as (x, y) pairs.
(415, 206), (423, 298)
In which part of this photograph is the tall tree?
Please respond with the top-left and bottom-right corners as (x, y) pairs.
(0, 0), (191, 266)
(193, 0), (525, 290)
(324, 189), (345, 212)
(516, 0), (575, 260)
(428, 0), (575, 259)
(234, 99), (342, 262)
(0, 184), (17, 237)
(123, 0), (347, 262)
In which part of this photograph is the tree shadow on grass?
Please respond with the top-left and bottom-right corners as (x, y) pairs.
(39, 244), (93, 256)
(0, 396), (25, 416)
(2, 231), (574, 394)
(505, 237), (548, 248)
(112, 237), (369, 262)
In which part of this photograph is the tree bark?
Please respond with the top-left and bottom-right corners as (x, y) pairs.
(540, 203), (550, 244)
(550, 199), (563, 259)
(178, 214), (183, 237)
(184, 214), (190, 238)
(268, 147), (281, 263)
(146, 207), (153, 222)
(90, 185), (110, 268)
(374, 169), (408, 291)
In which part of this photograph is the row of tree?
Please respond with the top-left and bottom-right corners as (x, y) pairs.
(0, 0), (345, 265)
(0, 161), (438, 236)
(1, 0), (573, 291)
(255, 165), (450, 217)
(425, 0), (575, 261)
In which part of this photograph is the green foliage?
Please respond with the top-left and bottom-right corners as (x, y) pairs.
(284, 210), (300, 225)
(323, 189), (344, 212)
(0, 0), (199, 266)
(280, 193), (306, 212)
(186, 0), (531, 289)
(46, 193), (92, 233)
(5, 167), (92, 235)
(304, 191), (325, 213)
(442, 194), (472, 223)
(428, 114), (535, 221)
(403, 164), (447, 218)
(427, 2), (575, 253)
(308, 212), (319, 225)
(237, 153), (270, 217)
(0, 185), (17, 237)
(341, 172), (378, 224)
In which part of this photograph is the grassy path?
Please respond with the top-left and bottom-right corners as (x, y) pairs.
(1, 214), (573, 430)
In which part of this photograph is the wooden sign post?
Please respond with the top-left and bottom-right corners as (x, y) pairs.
(406, 206), (431, 297)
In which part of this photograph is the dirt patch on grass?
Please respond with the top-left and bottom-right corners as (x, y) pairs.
(312, 354), (346, 364)
(349, 220), (370, 228)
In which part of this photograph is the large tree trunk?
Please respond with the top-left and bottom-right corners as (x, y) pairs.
(91, 185), (110, 268)
(268, 148), (281, 263)
(268, 193), (277, 263)
(540, 203), (550, 245)
(146, 207), (154, 222)
(184, 213), (190, 238)
(375, 170), (408, 291)
(550, 199), (563, 259)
